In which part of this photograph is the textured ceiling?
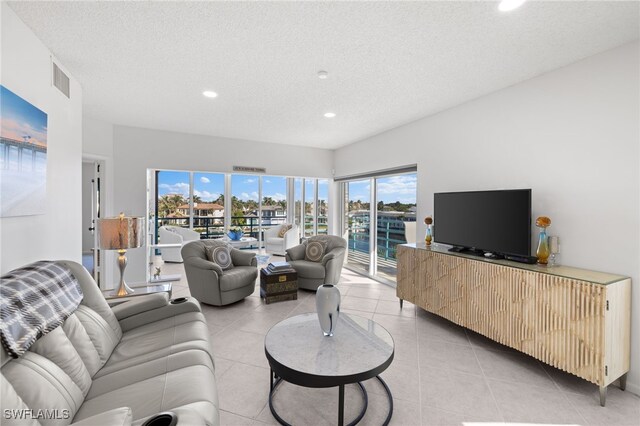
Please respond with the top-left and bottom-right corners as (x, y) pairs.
(8, 1), (639, 149)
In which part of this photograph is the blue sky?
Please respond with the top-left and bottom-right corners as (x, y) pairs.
(158, 172), (296, 202)
(348, 173), (417, 204)
(1, 85), (48, 146)
(157, 172), (412, 203)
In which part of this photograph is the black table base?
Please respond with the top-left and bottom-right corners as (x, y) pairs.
(268, 369), (393, 426)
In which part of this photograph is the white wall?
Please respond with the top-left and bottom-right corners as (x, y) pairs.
(112, 125), (334, 283)
(334, 42), (640, 394)
(0, 4), (83, 274)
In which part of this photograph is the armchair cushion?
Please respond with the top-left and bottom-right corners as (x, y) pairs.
(288, 260), (326, 279)
(305, 240), (327, 262)
(286, 243), (307, 261)
(206, 245), (233, 270)
(219, 267), (258, 292)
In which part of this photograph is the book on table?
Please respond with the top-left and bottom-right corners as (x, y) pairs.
(267, 261), (294, 273)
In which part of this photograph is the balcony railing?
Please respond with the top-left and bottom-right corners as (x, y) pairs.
(155, 215), (289, 242)
(346, 219), (412, 276)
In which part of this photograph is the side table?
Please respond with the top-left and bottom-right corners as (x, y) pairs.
(102, 282), (172, 302)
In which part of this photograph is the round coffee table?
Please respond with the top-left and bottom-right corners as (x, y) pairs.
(264, 313), (394, 426)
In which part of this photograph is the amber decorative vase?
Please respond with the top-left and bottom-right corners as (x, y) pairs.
(425, 225), (433, 246)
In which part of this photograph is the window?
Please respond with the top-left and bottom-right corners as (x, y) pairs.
(304, 179), (315, 237)
(231, 174), (260, 247)
(317, 179), (329, 235)
(261, 175), (288, 235)
(193, 173), (225, 238)
(153, 171), (329, 250)
(156, 171), (191, 233)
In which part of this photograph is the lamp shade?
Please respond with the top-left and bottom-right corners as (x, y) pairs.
(97, 214), (145, 250)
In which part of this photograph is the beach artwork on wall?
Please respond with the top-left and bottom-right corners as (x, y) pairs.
(0, 85), (48, 217)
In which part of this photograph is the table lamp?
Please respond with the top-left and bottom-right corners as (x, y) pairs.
(97, 213), (145, 296)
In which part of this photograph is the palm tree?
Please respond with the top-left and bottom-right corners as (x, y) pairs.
(158, 194), (185, 217)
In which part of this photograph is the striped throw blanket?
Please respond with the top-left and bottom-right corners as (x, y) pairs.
(0, 261), (83, 358)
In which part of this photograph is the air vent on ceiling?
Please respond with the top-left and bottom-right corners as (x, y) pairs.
(52, 62), (70, 98)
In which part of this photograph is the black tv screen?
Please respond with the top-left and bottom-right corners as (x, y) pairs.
(434, 189), (531, 256)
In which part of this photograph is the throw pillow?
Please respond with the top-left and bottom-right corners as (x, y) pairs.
(305, 240), (327, 263)
(277, 225), (288, 238)
(206, 245), (233, 270)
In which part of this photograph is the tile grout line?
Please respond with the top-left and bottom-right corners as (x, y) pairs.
(466, 328), (506, 424)
(219, 408), (272, 425)
(538, 362), (591, 425)
(414, 299), (424, 426)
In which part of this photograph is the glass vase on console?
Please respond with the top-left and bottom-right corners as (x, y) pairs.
(424, 216), (433, 246)
(425, 225), (433, 246)
(535, 216), (551, 265)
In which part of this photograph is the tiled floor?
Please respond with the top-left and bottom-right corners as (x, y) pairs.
(164, 259), (640, 426)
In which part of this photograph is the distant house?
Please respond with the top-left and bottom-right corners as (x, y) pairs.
(177, 202), (224, 217)
(251, 205), (286, 226)
(260, 205), (285, 218)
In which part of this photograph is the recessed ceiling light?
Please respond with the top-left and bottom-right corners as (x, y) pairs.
(324, 112), (336, 118)
(498, 0), (526, 12)
(318, 71), (329, 79)
(202, 90), (218, 98)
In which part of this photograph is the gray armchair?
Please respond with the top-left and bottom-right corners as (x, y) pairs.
(182, 239), (258, 306)
(285, 235), (347, 290)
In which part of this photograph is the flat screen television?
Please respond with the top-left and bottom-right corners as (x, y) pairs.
(433, 189), (531, 256)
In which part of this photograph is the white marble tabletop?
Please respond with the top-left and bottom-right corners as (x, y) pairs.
(265, 313), (394, 378)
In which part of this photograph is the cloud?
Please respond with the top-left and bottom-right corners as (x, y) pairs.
(1, 117), (47, 147)
(239, 191), (259, 201)
(243, 178), (256, 184)
(158, 182), (190, 197)
(194, 190), (220, 201)
(376, 175), (417, 203)
(264, 179), (271, 183)
(265, 192), (286, 201)
(199, 176), (210, 183)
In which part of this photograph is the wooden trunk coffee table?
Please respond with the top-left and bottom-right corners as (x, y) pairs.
(260, 268), (298, 304)
(264, 313), (394, 426)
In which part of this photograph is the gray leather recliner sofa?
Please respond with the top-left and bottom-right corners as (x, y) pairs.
(182, 239), (257, 306)
(285, 235), (347, 290)
(0, 260), (219, 426)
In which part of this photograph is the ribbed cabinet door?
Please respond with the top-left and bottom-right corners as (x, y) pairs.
(396, 245), (418, 304)
(421, 252), (466, 326)
(532, 276), (605, 385)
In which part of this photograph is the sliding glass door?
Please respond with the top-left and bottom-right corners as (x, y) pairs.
(342, 172), (417, 281)
(375, 174), (417, 280)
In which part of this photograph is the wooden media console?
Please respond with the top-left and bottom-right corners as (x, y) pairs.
(396, 243), (631, 406)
